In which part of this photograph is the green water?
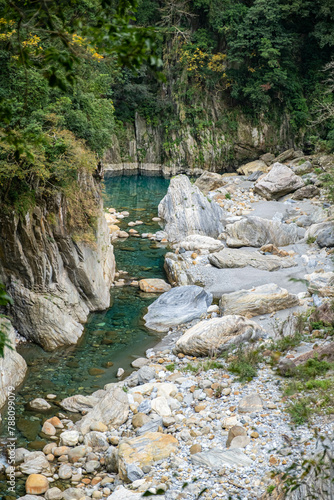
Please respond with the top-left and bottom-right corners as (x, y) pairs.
(0, 174), (170, 454)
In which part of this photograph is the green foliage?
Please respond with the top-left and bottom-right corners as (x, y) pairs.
(0, 283), (13, 358)
(227, 347), (260, 382)
(288, 399), (312, 425)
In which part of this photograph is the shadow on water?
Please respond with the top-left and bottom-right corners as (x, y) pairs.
(0, 174), (170, 457)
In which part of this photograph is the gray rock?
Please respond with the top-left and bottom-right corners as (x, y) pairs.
(85, 459), (100, 473)
(106, 486), (145, 499)
(292, 185), (320, 200)
(144, 285), (213, 332)
(60, 430), (79, 446)
(175, 315), (263, 356)
(191, 448), (253, 468)
(76, 387), (129, 435)
(137, 366), (156, 385)
(45, 488), (63, 500)
(84, 431), (109, 451)
(226, 426), (247, 448)
(18, 496), (42, 500)
(15, 447), (31, 464)
(230, 435), (251, 449)
(209, 248), (296, 271)
(60, 394), (99, 413)
(126, 463), (144, 482)
(62, 488), (86, 500)
(158, 175), (225, 242)
(137, 417), (163, 436)
(131, 357), (149, 369)
(175, 234), (224, 253)
(58, 463), (72, 479)
(105, 446), (118, 473)
(0, 318), (27, 410)
(19, 451), (51, 475)
(317, 227), (334, 248)
(254, 163), (304, 199)
(137, 400), (151, 414)
(28, 398), (51, 411)
(194, 171), (226, 194)
(220, 283), (299, 317)
(305, 222), (334, 243)
(238, 394), (263, 413)
(223, 216), (301, 248)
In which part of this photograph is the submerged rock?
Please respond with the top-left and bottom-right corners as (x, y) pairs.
(175, 315), (263, 356)
(219, 284), (299, 317)
(60, 394), (99, 413)
(223, 216), (301, 248)
(254, 163), (304, 199)
(144, 285), (212, 332)
(139, 278), (171, 293)
(25, 474), (49, 495)
(209, 248), (296, 271)
(158, 175), (225, 242)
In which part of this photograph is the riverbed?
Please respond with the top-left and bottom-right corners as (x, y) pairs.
(0, 174), (170, 451)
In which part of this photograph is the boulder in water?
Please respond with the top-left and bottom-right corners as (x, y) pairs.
(144, 285), (213, 332)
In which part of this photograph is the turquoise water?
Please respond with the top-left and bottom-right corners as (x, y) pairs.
(0, 174), (170, 454)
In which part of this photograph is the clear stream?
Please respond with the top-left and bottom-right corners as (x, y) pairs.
(0, 174), (170, 462)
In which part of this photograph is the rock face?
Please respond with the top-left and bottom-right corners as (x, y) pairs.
(0, 318), (27, 410)
(254, 163), (304, 199)
(144, 285), (213, 332)
(0, 171), (115, 350)
(223, 216), (301, 248)
(219, 284), (299, 318)
(209, 248), (296, 272)
(175, 316), (264, 356)
(194, 171), (226, 194)
(117, 432), (178, 481)
(158, 175), (225, 242)
(76, 387), (129, 434)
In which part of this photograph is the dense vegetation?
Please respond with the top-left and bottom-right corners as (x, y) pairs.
(114, 0), (334, 149)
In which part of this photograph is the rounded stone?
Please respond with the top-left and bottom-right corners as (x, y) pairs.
(26, 473), (49, 495)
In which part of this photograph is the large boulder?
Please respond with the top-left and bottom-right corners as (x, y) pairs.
(25, 474), (49, 495)
(60, 394), (99, 413)
(209, 248), (296, 272)
(254, 163), (304, 200)
(175, 234), (224, 253)
(175, 316), (263, 356)
(139, 279), (171, 293)
(194, 171), (226, 195)
(144, 285), (213, 332)
(191, 448), (252, 468)
(292, 185), (320, 200)
(158, 175), (225, 242)
(0, 318), (27, 410)
(305, 272), (334, 297)
(117, 432), (178, 482)
(76, 387), (129, 434)
(20, 452), (51, 475)
(219, 284), (299, 318)
(223, 216), (301, 248)
(237, 160), (268, 176)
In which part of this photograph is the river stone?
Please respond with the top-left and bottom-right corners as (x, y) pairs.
(137, 365), (156, 384)
(226, 426), (247, 448)
(317, 227), (334, 248)
(131, 357), (149, 368)
(304, 221), (334, 242)
(76, 386), (129, 434)
(175, 316), (263, 356)
(175, 234), (224, 253)
(191, 448), (253, 468)
(209, 248), (296, 271)
(60, 394), (99, 413)
(126, 463), (144, 482)
(144, 285), (213, 332)
(105, 446), (118, 473)
(254, 163), (304, 199)
(223, 216), (301, 248)
(230, 435), (251, 449)
(136, 416), (163, 436)
(20, 452), (51, 475)
(45, 487), (63, 500)
(68, 445), (87, 462)
(139, 278), (171, 293)
(237, 160), (268, 176)
(292, 185), (320, 200)
(117, 432), (178, 481)
(106, 486), (146, 499)
(151, 396), (171, 417)
(16, 448), (31, 464)
(219, 283), (299, 318)
(28, 398), (51, 411)
(25, 474), (49, 495)
(194, 171), (226, 194)
(158, 175), (225, 242)
(18, 496), (41, 500)
(305, 272), (334, 297)
(58, 463), (72, 479)
(62, 487), (86, 500)
(132, 413), (150, 429)
(60, 430), (79, 447)
(84, 431), (109, 450)
(238, 393), (263, 413)
(41, 421), (56, 436)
